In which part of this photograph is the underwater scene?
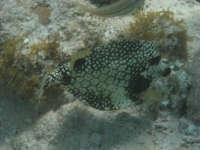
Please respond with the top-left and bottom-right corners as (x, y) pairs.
(0, 0), (200, 149)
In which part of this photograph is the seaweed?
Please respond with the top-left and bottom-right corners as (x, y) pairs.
(30, 33), (61, 61)
(0, 35), (41, 100)
(127, 10), (192, 61)
(0, 34), (64, 106)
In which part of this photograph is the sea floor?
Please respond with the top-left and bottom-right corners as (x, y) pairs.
(0, 0), (200, 149)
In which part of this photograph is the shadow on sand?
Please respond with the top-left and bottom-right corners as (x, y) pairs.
(51, 105), (152, 150)
(0, 95), (39, 147)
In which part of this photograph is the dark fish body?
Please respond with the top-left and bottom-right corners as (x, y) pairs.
(45, 40), (160, 110)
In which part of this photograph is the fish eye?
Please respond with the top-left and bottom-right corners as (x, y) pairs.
(149, 55), (161, 65)
(73, 58), (86, 72)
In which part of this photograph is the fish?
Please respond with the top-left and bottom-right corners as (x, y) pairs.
(73, 0), (145, 17)
(43, 40), (160, 110)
